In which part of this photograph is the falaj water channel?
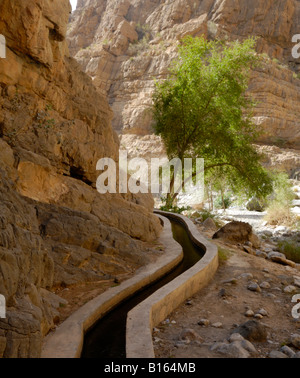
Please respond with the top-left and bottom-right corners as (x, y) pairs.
(81, 216), (205, 358)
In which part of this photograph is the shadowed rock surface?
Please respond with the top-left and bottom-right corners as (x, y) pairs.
(0, 0), (161, 358)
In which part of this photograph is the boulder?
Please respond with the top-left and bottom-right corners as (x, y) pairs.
(268, 252), (296, 268)
(291, 334), (300, 349)
(213, 221), (261, 248)
(202, 217), (218, 231)
(246, 197), (267, 212)
(232, 320), (268, 342)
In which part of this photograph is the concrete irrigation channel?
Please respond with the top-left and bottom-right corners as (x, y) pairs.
(41, 212), (218, 358)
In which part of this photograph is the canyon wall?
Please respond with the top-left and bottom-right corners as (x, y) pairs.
(68, 0), (300, 173)
(0, 0), (161, 357)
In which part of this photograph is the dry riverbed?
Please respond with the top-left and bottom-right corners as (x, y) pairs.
(153, 227), (300, 359)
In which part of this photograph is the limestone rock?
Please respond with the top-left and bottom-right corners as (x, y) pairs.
(268, 252), (296, 268)
(232, 320), (268, 342)
(246, 197), (267, 212)
(213, 221), (261, 249)
(281, 345), (296, 358)
(293, 276), (300, 288)
(68, 0), (300, 165)
(211, 336), (257, 359)
(179, 328), (202, 342)
(0, 0), (162, 358)
(198, 319), (210, 327)
(202, 217), (217, 231)
(290, 334), (300, 349)
(247, 282), (262, 293)
(269, 350), (289, 359)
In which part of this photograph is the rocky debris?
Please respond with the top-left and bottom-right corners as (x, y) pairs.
(232, 321), (268, 342)
(267, 252), (296, 268)
(212, 322), (223, 329)
(281, 345), (296, 358)
(290, 334), (300, 349)
(268, 341), (300, 359)
(255, 251), (268, 259)
(259, 281), (271, 289)
(283, 285), (298, 294)
(247, 282), (262, 293)
(179, 329), (202, 343)
(213, 221), (261, 249)
(294, 276), (300, 288)
(211, 333), (258, 358)
(245, 310), (255, 318)
(268, 350), (289, 359)
(238, 273), (254, 280)
(243, 245), (255, 256)
(154, 235), (300, 359)
(198, 319), (210, 327)
(257, 309), (268, 317)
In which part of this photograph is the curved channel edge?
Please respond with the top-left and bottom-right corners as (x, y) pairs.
(126, 210), (219, 358)
(41, 215), (183, 358)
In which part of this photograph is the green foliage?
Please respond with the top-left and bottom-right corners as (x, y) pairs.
(159, 194), (192, 213)
(136, 23), (153, 41)
(214, 193), (232, 210)
(159, 200), (192, 214)
(268, 172), (295, 207)
(278, 240), (300, 264)
(218, 247), (232, 265)
(205, 167), (234, 210)
(152, 36), (273, 206)
(198, 209), (216, 222)
(192, 209), (223, 228)
(35, 104), (57, 133)
(128, 37), (150, 56)
(128, 23), (153, 56)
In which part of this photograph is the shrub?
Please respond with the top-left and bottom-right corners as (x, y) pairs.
(218, 247), (232, 265)
(128, 37), (150, 56)
(265, 203), (297, 227)
(278, 240), (300, 264)
(197, 209), (223, 228)
(214, 193), (232, 210)
(159, 205), (191, 214)
(265, 172), (297, 227)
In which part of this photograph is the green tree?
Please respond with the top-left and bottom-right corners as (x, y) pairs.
(152, 36), (272, 207)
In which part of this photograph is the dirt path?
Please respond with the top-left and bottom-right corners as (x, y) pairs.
(153, 230), (300, 359)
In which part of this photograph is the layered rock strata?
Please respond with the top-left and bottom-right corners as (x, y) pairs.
(0, 0), (161, 358)
(68, 0), (300, 166)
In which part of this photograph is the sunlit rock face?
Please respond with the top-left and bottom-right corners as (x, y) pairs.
(68, 0), (300, 159)
(0, 0), (161, 358)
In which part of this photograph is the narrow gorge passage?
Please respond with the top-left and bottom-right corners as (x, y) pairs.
(81, 218), (205, 359)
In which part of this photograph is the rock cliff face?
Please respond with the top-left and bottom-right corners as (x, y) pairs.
(0, 0), (161, 357)
(68, 0), (300, 168)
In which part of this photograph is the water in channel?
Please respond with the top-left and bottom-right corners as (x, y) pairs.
(81, 219), (204, 358)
